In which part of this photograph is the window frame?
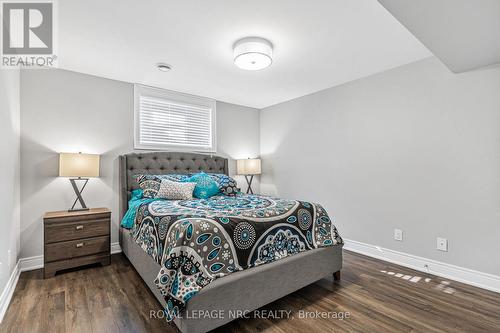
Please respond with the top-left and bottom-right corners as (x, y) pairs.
(134, 84), (217, 152)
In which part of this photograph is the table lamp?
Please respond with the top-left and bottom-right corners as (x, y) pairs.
(59, 152), (100, 211)
(236, 158), (261, 194)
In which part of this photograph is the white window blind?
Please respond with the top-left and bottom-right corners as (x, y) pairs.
(134, 85), (216, 152)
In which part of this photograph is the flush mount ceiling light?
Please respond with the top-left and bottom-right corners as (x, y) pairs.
(156, 63), (172, 72)
(233, 37), (273, 70)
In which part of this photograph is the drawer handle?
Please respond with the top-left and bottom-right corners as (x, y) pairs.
(76, 243), (84, 248)
(75, 225), (84, 230)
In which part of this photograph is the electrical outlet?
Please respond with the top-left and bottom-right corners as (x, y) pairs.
(394, 229), (403, 241)
(437, 237), (448, 251)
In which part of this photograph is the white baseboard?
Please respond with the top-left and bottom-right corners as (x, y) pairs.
(111, 242), (122, 254)
(343, 238), (500, 294)
(0, 262), (20, 323)
(19, 255), (43, 272)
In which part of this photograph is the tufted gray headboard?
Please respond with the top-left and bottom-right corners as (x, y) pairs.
(119, 152), (228, 219)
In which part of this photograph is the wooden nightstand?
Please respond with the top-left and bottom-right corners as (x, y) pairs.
(43, 207), (111, 278)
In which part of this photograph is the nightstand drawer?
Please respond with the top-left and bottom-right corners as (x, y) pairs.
(45, 218), (110, 243)
(45, 236), (109, 262)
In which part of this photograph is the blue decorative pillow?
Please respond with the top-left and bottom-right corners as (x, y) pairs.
(185, 172), (220, 199)
(208, 174), (240, 196)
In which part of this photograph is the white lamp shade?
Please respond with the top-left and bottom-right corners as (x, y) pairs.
(59, 153), (100, 178)
(237, 158), (261, 175)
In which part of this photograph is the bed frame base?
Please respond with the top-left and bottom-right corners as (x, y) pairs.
(120, 227), (342, 333)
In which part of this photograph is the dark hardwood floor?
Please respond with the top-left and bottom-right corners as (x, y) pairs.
(1, 250), (499, 333)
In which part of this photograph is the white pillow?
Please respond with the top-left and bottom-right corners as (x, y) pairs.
(156, 179), (196, 200)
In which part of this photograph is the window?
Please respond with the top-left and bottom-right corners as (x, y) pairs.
(134, 84), (216, 152)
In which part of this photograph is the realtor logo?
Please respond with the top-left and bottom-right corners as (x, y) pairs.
(1, 0), (57, 67)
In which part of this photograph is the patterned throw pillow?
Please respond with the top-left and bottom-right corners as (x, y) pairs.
(135, 174), (189, 198)
(185, 172), (220, 199)
(208, 174), (239, 196)
(156, 179), (196, 200)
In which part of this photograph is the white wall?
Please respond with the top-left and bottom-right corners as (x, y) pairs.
(20, 69), (260, 259)
(216, 102), (261, 191)
(261, 57), (500, 276)
(0, 69), (20, 293)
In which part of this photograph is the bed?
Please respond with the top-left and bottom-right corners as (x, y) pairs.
(119, 152), (343, 333)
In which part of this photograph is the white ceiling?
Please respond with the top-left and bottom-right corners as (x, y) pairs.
(58, 0), (431, 109)
(378, 0), (500, 73)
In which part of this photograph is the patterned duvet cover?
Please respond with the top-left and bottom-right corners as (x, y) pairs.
(127, 194), (342, 320)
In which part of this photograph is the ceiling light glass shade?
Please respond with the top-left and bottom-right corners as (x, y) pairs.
(233, 37), (273, 70)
